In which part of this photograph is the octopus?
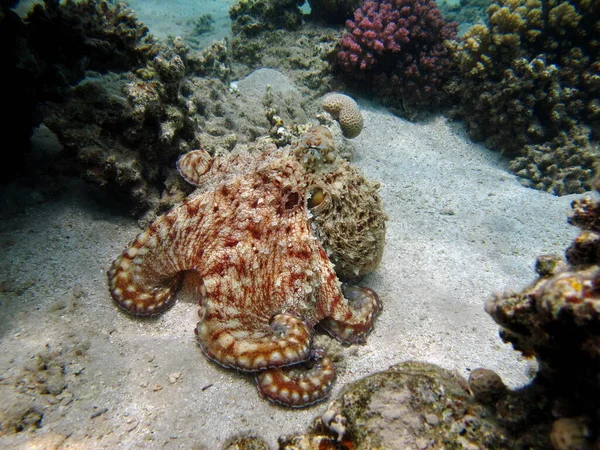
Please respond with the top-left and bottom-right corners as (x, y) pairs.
(108, 146), (382, 407)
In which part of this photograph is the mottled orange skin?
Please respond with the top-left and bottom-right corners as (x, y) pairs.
(108, 147), (381, 407)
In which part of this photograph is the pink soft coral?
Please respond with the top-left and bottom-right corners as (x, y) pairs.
(338, 0), (457, 107)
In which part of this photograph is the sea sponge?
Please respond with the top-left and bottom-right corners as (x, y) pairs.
(321, 93), (364, 139)
(308, 160), (386, 279)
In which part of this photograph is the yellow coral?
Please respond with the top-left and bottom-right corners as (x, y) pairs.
(322, 93), (364, 139)
(549, 2), (581, 32)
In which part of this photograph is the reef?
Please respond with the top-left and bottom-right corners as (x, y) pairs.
(279, 361), (532, 448)
(337, 0), (458, 113)
(450, 0), (600, 195)
(228, 22), (341, 98)
(43, 37), (319, 224)
(509, 124), (599, 196)
(483, 179), (600, 448)
(108, 122), (386, 407)
(0, 0), (159, 181)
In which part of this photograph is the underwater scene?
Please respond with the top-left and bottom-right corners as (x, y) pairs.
(1, 0), (599, 448)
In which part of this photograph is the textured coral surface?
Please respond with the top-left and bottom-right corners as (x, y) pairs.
(0, 0), (158, 180)
(279, 361), (517, 448)
(321, 93), (364, 139)
(485, 182), (600, 448)
(337, 0), (457, 109)
(451, 0), (600, 194)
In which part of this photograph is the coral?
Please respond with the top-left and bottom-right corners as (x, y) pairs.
(189, 13), (214, 36)
(0, 0), (158, 180)
(108, 142), (384, 407)
(307, 0), (363, 24)
(485, 181), (600, 447)
(43, 54), (196, 223)
(26, 0), (159, 75)
(229, 0), (305, 36)
(222, 434), (270, 450)
(280, 361), (517, 448)
(450, 0), (600, 195)
(509, 125), (600, 195)
(337, 0), (458, 109)
(183, 38), (231, 81)
(230, 25), (341, 98)
(45, 66), (310, 224)
(321, 93), (364, 138)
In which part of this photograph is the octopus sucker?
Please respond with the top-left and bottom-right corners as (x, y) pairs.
(108, 145), (383, 407)
(256, 349), (335, 407)
(196, 312), (313, 371)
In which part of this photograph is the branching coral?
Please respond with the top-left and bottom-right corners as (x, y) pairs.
(337, 0), (458, 109)
(509, 125), (600, 195)
(450, 0), (600, 195)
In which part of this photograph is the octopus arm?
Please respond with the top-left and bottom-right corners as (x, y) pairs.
(107, 196), (210, 315)
(256, 348), (335, 407)
(319, 284), (383, 344)
(196, 311), (313, 372)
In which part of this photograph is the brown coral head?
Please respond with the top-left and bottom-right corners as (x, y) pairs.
(322, 93), (364, 139)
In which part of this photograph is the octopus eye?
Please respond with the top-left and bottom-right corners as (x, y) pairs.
(308, 187), (325, 209)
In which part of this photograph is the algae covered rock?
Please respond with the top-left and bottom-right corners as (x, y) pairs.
(484, 180), (600, 449)
(280, 361), (512, 449)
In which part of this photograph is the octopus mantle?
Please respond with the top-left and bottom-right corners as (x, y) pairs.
(108, 147), (381, 407)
